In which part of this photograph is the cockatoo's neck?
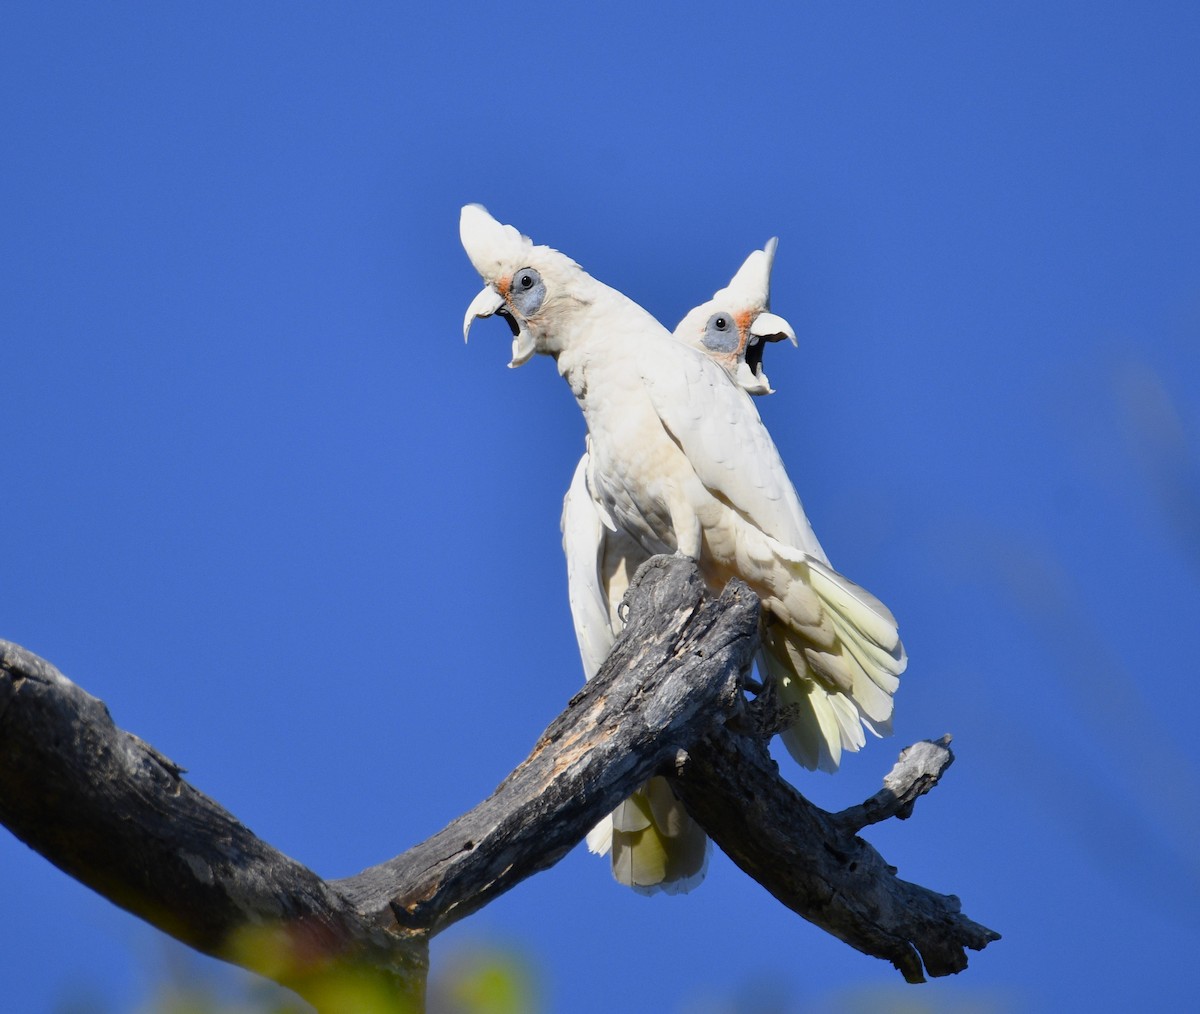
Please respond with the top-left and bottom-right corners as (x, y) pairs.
(549, 283), (665, 405)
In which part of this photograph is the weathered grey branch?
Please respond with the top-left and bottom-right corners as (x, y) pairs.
(0, 555), (997, 1009)
(0, 558), (755, 1005)
(832, 735), (956, 834)
(0, 639), (428, 1007)
(671, 729), (997, 983)
(333, 556), (760, 933)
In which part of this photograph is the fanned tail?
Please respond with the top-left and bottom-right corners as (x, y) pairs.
(751, 541), (906, 771)
(761, 645), (864, 772)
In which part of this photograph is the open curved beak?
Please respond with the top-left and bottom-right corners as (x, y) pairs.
(749, 311), (797, 347)
(736, 311), (797, 396)
(462, 284), (537, 368)
(463, 286), (505, 341)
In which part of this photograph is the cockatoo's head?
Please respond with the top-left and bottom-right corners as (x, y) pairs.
(460, 204), (589, 367)
(672, 238), (796, 396)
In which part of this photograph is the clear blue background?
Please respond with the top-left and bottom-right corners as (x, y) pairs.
(3, 3), (1198, 1011)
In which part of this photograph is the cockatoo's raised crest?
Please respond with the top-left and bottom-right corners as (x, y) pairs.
(459, 203), (533, 279)
(673, 238), (797, 395)
(712, 235), (777, 308)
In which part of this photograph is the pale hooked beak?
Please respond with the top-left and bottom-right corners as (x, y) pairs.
(463, 286), (505, 341)
(462, 284), (537, 368)
(749, 311), (797, 346)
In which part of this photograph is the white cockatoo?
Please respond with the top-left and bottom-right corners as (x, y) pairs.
(562, 241), (797, 892)
(671, 236), (796, 396)
(461, 205), (906, 890)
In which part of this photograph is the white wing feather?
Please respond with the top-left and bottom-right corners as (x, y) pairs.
(634, 333), (905, 769)
(561, 452), (618, 680)
(639, 340), (826, 559)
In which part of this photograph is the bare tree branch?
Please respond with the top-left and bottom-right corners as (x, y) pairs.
(831, 735), (956, 833)
(333, 556), (760, 933)
(671, 731), (998, 983)
(0, 637), (428, 1007)
(0, 556), (997, 1009)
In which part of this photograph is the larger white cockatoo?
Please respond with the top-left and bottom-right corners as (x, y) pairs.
(460, 205), (906, 888)
(561, 240), (798, 892)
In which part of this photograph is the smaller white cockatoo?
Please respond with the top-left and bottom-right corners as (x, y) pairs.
(563, 241), (797, 892)
(461, 205), (906, 893)
(671, 237), (796, 396)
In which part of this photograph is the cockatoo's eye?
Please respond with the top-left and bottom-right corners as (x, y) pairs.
(701, 311), (740, 354)
(509, 266), (546, 316)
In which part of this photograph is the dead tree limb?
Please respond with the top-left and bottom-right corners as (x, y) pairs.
(0, 555), (997, 1009)
(333, 555), (758, 933)
(672, 733), (997, 983)
(0, 639), (427, 1007)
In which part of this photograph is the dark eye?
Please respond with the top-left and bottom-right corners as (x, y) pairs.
(509, 266), (546, 316)
(701, 310), (739, 354)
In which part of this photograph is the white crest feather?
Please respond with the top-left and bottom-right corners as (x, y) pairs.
(709, 237), (778, 310)
(459, 204), (533, 281)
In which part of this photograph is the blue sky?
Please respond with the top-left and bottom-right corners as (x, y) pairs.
(3, 3), (1199, 1011)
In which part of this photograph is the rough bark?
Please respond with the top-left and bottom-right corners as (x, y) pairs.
(0, 638), (427, 1007)
(0, 555), (997, 1009)
(671, 733), (997, 983)
(334, 556), (759, 934)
